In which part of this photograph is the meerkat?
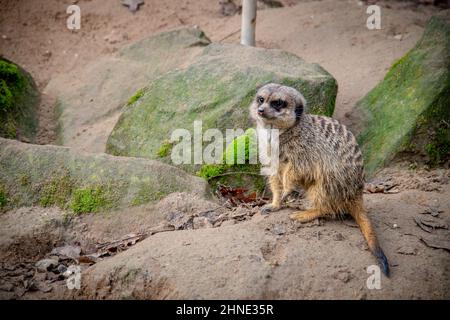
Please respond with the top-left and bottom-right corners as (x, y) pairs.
(250, 83), (390, 276)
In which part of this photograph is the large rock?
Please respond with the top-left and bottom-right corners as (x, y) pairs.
(0, 138), (209, 212)
(44, 27), (210, 152)
(356, 13), (450, 175)
(106, 43), (337, 170)
(0, 58), (39, 141)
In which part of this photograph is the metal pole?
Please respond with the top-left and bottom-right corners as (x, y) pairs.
(240, 0), (257, 46)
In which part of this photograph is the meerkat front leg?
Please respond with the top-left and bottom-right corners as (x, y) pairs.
(261, 174), (282, 214)
(289, 209), (324, 223)
(281, 163), (295, 202)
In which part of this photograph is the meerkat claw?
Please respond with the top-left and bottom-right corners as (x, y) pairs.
(260, 204), (280, 215)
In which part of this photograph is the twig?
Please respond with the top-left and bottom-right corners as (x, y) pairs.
(208, 171), (263, 180)
(218, 28), (241, 42)
(148, 225), (175, 235)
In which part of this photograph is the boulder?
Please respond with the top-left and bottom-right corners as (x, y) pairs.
(0, 58), (39, 141)
(356, 13), (450, 175)
(106, 42), (338, 174)
(44, 27), (211, 152)
(0, 138), (209, 213)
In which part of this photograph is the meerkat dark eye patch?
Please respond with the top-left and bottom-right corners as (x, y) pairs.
(270, 99), (286, 111)
(257, 96), (264, 104)
(295, 101), (304, 118)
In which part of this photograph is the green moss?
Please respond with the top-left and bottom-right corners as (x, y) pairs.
(39, 174), (74, 208)
(131, 184), (168, 206)
(19, 174), (30, 186)
(198, 128), (258, 180)
(356, 15), (450, 175)
(126, 88), (145, 106)
(156, 140), (173, 158)
(0, 185), (7, 209)
(70, 186), (108, 214)
(253, 175), (266, 193)
(197, 164), (227, 180)
(426, 123), (450, 165)
(0, 59), (26, 114)
(0, 60), (26, 111)
(0, 58), (37, 140)
(197, 128), (265, 194)
(0, 79), (14, 111)
(224, 128), (257, 165)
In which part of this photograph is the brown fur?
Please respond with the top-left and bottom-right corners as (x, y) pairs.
(250, 83), (390, 276)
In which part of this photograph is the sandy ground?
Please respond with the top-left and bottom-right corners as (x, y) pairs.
(0, 0), (442, 143)
(0, 167), (449, 299)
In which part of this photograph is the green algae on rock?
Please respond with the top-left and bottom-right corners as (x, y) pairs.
(356, 13), (450, 175)
(0, 58), (38, 141)
(0, 138), (209, 213)
(197, 128), (264, 194)
(106, 43), (337, 169)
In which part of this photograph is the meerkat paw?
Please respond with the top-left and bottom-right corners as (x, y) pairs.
(260, 204), (281, 215)
(289, 209), (323, 223)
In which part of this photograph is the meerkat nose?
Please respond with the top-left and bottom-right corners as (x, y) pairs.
(257, 106), (265, 115)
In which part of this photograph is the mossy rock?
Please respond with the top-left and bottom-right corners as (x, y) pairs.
(0, 58), (38, 141)
(106, 42), (337, 192)
(197, 128), (265, 194)
(0, 138), (209, 213)
(0, 184), (7, 210)
(45, 27), (210, 152)
(356, 13), (450, 175)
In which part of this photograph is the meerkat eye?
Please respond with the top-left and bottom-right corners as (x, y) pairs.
(270, 99), (286, 111)
(257, 96), (264, 104)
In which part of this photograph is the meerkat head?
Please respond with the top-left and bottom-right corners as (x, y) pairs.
(249, 83), (307, 129)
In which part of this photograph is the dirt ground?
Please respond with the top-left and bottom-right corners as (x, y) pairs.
(0, 166), (449, 299)
(0, 0), (449, 299)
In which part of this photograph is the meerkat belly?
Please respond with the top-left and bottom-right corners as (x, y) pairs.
(280, 129), (364, 204)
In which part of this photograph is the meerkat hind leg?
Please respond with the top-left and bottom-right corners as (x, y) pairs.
(289, 209), (324, 223)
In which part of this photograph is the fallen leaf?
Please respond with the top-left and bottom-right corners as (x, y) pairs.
(218, 185), (267, 207)
(95, 233), (146, 257)
(414, 216), (448, 233)
(396, 245), (418, 255)
(420, 206), (442, 217)
(78, 255), (97, 264)
(51, 245), (81, 259)
(421, 237), (450, 251)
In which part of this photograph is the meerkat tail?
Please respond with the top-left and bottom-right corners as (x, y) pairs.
(350, 204), (390, 277)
